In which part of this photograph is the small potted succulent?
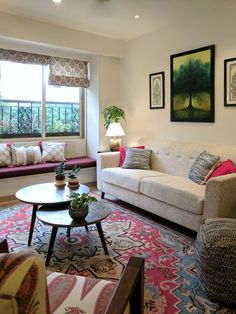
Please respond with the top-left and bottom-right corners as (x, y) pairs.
(67, 166), (80, 188)
(69, 192), (97, 221)
(54, 161), (66, 186)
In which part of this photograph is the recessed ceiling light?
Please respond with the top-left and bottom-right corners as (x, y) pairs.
(53, 0), (62, 3)
(134, 15), (140, 19)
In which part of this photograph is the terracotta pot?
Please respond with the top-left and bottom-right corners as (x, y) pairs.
(68, 204), (88, 221)
(55, 175), (66, 186)
(67, 177), (80, 188)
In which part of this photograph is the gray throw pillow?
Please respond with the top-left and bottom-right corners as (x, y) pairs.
(188, 150), (220, 184)
(122, 147), (152, 170)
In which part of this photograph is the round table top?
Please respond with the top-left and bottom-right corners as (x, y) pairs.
(15, 182), (90, 205)
(36, 200), (111, 227)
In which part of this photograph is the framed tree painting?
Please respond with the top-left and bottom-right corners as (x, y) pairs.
(170, 45), (215, 122)
(149, 72), (165, 109)
(224, 57), (236, 106)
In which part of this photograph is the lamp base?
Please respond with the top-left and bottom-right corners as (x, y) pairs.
(110, 138), (121, 151)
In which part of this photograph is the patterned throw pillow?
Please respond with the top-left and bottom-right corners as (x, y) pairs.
(122, 147), (152, 170)
(25, 146), (42, 165)
(11, 146), (27, 166)
(0, 144), (11, 167)
(42, 142), (65, 162)
(188, 150), (220, 184)
(118, 146), (145, 167)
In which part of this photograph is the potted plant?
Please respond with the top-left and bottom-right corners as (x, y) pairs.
(67, 166), (80, 187)
(54, 161), (66, 186)
(69, 192), (97, 221)
(103, 105), (126, 129)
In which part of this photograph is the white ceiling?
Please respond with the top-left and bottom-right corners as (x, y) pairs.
(0, 0), (233, 40)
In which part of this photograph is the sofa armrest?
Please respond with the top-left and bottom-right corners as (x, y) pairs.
(97, 152), (120, 190)
(204, 173), (236, 219)
(105, 256), (144, 314)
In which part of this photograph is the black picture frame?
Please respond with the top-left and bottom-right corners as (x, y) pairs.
(170, 45), (215, 122)
(149, 72), (165, 109)
(224, 57), (236, 106)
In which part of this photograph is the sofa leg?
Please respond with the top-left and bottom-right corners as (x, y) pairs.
(101, 191), (105, 199)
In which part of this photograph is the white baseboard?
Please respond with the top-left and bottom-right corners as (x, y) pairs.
(0, 167), (96, 198)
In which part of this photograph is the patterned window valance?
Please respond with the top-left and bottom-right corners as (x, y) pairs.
(0, 48), (89, 88)
(0, 48), (51, 65)
(48, 57), (89, 88)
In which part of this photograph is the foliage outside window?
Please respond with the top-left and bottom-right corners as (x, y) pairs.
(0, 61), (84, 138)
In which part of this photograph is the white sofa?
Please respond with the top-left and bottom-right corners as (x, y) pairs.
(97, 139), (236, 231)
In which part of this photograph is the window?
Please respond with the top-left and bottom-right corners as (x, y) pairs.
(0, 61), (84, 138)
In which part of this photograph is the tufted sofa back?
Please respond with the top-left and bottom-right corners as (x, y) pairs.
(138, 138), (236, 177)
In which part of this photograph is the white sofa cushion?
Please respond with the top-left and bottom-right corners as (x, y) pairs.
(102, 167), (167, 192)
(140, 175), (205, 214)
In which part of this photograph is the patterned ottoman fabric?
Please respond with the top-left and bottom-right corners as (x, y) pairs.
(195, 218), (236, 304)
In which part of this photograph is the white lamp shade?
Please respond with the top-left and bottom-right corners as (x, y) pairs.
(106, 123), (125, 137)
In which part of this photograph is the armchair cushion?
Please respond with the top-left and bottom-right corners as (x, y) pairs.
(0, 252), (50, 314)
(47, 272), (116, 313)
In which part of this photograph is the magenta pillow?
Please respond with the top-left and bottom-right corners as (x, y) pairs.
(118, 146), (145, 167)
(207, 159), (236, 181)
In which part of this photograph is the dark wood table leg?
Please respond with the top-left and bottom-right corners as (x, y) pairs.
(67, 227), (71, 237)
(45, 226), (58, 267)
(28, 204), (38, 246)
(96, 222), (108, 255)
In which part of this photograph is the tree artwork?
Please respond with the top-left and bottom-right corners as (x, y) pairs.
(171, 45), (215, 122)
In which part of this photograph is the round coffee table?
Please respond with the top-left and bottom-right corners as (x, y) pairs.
(37, 200), (111, 266)
(15, 182), (89, 246)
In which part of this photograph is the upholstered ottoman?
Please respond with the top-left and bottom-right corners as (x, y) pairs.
(195, 218), (236, 304)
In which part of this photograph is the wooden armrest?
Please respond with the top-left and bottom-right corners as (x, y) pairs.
(105, 256), (145, 314)
(0, 238), (9, 253)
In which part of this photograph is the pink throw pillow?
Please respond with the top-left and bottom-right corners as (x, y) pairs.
(118, 146), (145, 167)
(207, 159), (236, 181)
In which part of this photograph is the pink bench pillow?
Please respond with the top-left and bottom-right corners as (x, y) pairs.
(207, 159), (236, 181)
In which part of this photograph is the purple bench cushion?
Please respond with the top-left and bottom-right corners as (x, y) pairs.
(0, 157), (96, 179)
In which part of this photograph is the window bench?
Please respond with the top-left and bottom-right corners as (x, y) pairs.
(0, 157), (96, 197)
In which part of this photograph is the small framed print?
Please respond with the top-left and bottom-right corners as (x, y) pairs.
(149, 72), (165, 109)
(224, 58), (236, 106)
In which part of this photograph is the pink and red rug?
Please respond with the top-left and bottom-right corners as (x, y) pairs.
(0, 198), (235, 313)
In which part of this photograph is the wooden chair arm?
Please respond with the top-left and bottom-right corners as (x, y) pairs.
(105, 256), (145, 314)
(0, 238), (9, 253)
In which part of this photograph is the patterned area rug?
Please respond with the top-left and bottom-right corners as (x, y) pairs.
(0, 198), (235, 313)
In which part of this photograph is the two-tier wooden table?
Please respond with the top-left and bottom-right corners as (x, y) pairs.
(15, 182), (89, 246)
(37, 200), (111, 266)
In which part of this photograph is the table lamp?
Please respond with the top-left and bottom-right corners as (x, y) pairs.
(106, 122), (125, 151)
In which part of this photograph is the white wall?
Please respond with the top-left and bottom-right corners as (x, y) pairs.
(0, 11), (125, 58)
(121, 5), (236, 146)
(98, 56), (123, 151)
